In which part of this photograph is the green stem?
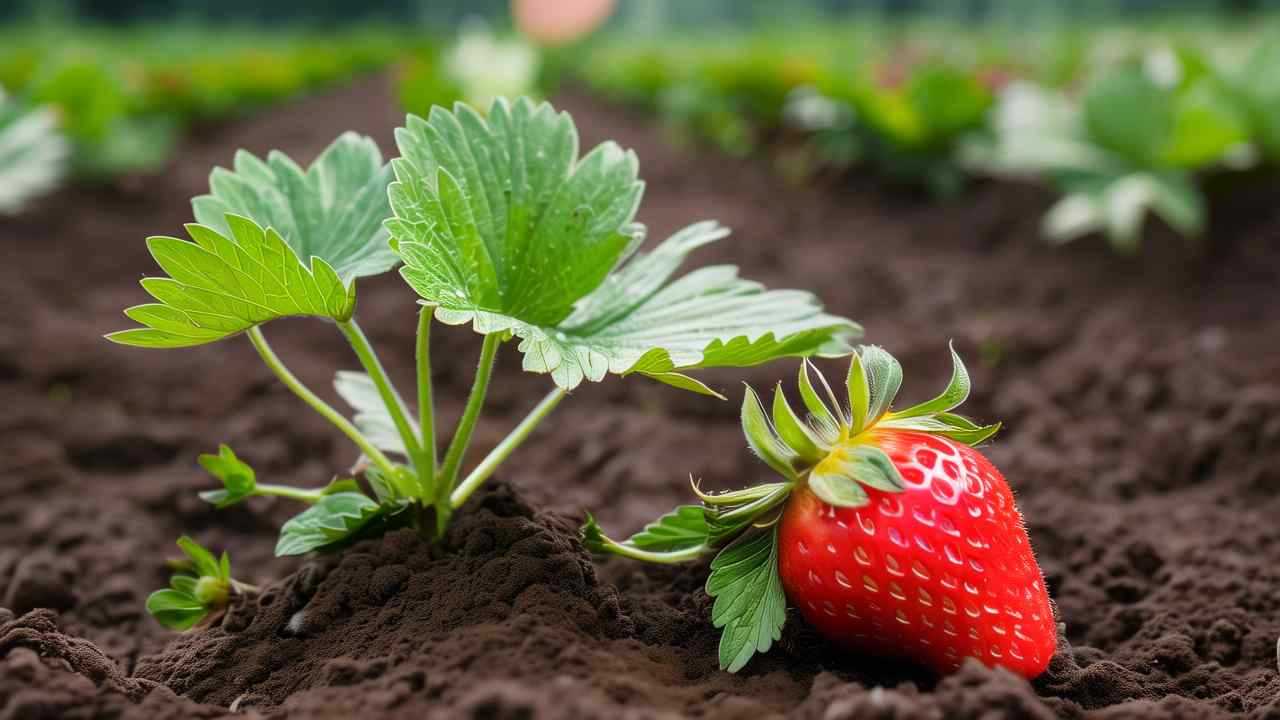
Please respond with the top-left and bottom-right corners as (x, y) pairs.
(450, 388), (567, 510)
(246, 326), (397, 478)
(337, 320), (428, 482)
(254, 483), (326, 504)
(415, 308), (436, 498)
(438, 333), (502, 496)
(593, 538), (710, 564)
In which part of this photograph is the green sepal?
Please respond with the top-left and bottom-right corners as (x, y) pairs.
(770, 384), (825, 463)
(706, 527), (786, 673)
(845, 352), (870, 435)
(275, 492), (384, 556)
(894, 341), (970, 419)
(197, 444), (257, 508)
(860, 345), (903, 426)
(797, 360), (841, 439)
(741, 386), (797, 480)
(808, 469), (870, 508)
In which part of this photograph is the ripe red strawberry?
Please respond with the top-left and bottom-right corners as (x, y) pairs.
(582, 344), (1056, 676)
(777, 429), (1055, 677)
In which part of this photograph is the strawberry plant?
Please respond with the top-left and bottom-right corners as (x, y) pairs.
(105, 97), (858, 627)
(584, 345), (1056, 676)
(0, 85), (68, 214)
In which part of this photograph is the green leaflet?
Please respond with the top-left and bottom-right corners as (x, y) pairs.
(106, 215), (356, 348)
(275, 492), (383, 556)
(706, 527), (786, 673)
(627, 505), (710, 552)
(389, 98), (859, 393)
(334, 370), (420, 457)
(192, 132), (398, 282)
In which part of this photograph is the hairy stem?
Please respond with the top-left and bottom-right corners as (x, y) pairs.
(450, 387), (568, 510)
(337, 320), (428, 484)
(247, 326), (396, 478)
(415, 308), (437, 498)
(438, 334), (502, 495)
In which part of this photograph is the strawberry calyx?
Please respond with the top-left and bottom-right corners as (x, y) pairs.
(743, 341), (1000, 510)
(582, 343), (999, 558)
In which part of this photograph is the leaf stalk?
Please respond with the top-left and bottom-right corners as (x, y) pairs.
(438, 333), (502, 496)
(450, 387), (568, 510)
(246, 326), (397, 479)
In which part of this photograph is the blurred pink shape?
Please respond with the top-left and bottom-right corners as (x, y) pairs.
(513, 0), (615, 46)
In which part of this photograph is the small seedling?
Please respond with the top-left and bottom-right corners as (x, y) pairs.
(106, 97), (858, 628)
(584, 345), (1056, 676)
(146, 537), (257, 631)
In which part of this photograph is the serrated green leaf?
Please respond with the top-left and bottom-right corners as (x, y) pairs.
(706, 527), (786, 672)
(192, 132), (398, 282)
(275, 491), (382, 556)
(107, 215), (356, 348)
(389, 98), (859, 392)
(334, 371), (420, 457)
(894, 342), (970, 419)
(628, 505), (709, 552)
(741, 386), (797, 480)
(197, 444), (257, 508)
(146, 589), (209, 631)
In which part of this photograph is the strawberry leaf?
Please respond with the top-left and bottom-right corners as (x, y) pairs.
(0, 90), (68, 215)
(197, 444), (257, 508)
(389, 98), (859, 393)
(275, 491), (382, 556)
(192, 132), (398, 282)
(334, 371), (420, 457)
(106, 215), (356, 348)
(706, 527), (786, 672)
(628, 505), (708, 551)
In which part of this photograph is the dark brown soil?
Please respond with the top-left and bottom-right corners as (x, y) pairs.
(3, 74), (1280, 719)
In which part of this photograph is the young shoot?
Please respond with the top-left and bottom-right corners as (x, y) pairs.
(109, 98), (858, 609)
(146, 537), (256, 631)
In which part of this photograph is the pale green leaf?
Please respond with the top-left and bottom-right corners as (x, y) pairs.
(334, 371), (420, 457)
(808, 470), (871, 507)
(0, 92), (68, 215)
(706, 527), (786, 672)
(177, 536), (222, 580)
(107, 215), (356, 348)
(275, 492), (382, 556)
(389, 98), (859, 392)
(192, 132), (398, 281)
(860, 345), (903, 423)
